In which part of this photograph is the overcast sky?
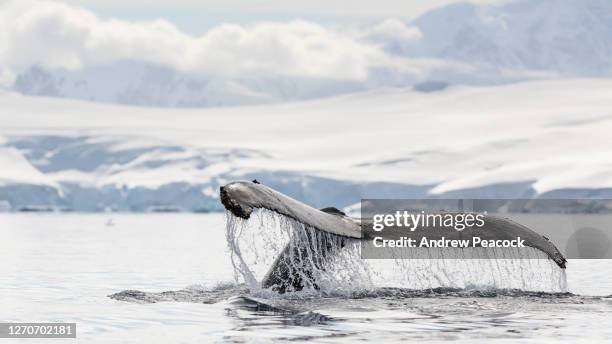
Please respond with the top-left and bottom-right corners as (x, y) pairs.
(58, 0), (507, 33)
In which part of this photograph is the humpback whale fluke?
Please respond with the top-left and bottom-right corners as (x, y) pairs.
(220, 181), (361, 238)
(220, 181), (567, 292)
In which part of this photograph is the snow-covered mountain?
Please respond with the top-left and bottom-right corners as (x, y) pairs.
(8, 0), (612, 107)
(2, 0), (611, 212)
(10, 60), (469, 108)
(406, 0), (612, 76)
(11, 62), (376, 108)
(1, 78), (612, 212)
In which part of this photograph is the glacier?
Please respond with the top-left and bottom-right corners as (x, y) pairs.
(1, 78), (612, 212)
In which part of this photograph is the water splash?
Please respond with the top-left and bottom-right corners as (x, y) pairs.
(225, 209), (370, 296)
(225, 209), (568, 296)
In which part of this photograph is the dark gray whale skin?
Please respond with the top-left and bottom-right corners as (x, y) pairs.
(220, 181), (567, 292)
(220, 180), (361, 237)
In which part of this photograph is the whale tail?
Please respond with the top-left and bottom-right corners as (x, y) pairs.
(220, 180), (566, 293)
(261, 224), (349, 293)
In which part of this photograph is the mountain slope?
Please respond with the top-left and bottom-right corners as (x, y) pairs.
(408, 0), (612, 75)
(1, 78), (612, 211)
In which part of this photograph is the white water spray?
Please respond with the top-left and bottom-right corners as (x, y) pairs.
(226, 209), (568, 295)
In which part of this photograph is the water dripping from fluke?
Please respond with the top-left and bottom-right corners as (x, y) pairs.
(225, 208), (568, 296)
(220, 181), (568, 296)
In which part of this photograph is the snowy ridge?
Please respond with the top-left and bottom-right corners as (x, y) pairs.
(1, 78), (612, 211)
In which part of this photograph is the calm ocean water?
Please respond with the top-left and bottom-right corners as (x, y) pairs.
(1, 213), (611, 343)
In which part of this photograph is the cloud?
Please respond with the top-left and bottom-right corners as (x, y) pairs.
(59, 0), (508, 19)
(0, 0), (451, 85)
(187, 21), (388, 80)
(363, 18), (423, 43)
